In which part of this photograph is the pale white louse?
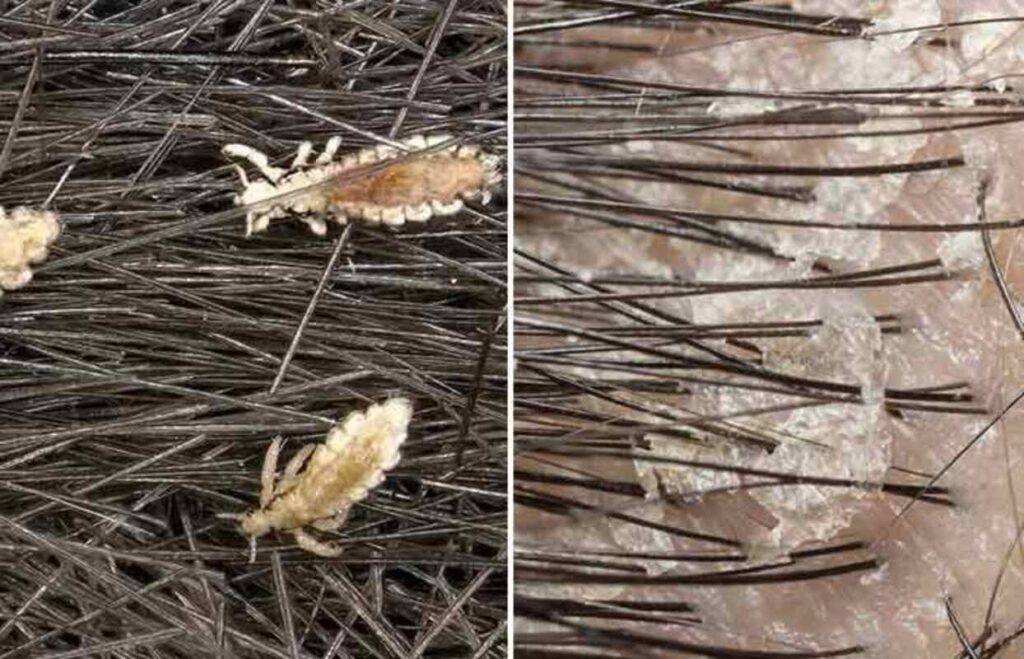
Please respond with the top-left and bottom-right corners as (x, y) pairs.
(222, 134), (501, 237)
(0, 206), (60, 295)
(225, 397), (412, 559)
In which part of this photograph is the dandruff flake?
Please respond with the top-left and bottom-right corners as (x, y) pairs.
(0, 206), (61, 294)
(223, 134), (502, 236)
(234, 397), (412, 558)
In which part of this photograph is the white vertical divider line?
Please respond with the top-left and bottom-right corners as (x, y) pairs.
(505, 0), (516, 649)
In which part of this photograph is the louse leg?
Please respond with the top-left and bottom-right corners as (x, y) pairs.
(293, 528), (342, 557)
(248, 536), (258, 564)
(232, 165), (250, 187)
(250, 213), (273, 236)
(314, 136), (342, 165)
(275, 443), (317, 493)
(311, 505), (350, 532)
(299, 215), (328, 236)
(292, 141), (314, 169)
(222, 144), (287, 183)
(260, 436), (284, 509)
(283, 444), (316, 481)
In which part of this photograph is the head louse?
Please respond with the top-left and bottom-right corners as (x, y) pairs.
(223, 134), (502, 236)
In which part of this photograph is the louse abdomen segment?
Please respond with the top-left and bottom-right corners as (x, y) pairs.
(331, 154), (487, 209)
(326, 137), (500, 225)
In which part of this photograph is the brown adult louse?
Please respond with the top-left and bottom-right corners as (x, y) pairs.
(223, 134), (501, 236)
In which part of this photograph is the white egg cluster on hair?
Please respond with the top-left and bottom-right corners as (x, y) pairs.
(223, 134), (501, 237)
(231, 398), (412, 558)
(0, 206), (61, 294)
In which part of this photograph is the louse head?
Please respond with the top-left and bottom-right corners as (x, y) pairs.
(239, 509), (272, 538)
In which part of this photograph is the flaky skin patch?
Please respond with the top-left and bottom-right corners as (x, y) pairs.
(0, 206), (60, 294)
(223, 134), (501, 236)
(237, 398), (412, 557)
